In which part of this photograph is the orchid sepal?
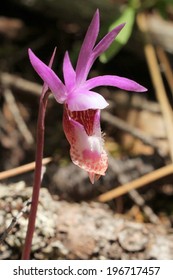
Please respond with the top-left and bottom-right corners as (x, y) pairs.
(28, 48), (67, 103)
(85, 75), (148, 92)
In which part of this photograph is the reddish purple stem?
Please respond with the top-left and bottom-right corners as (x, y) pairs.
(21, 91), (50, 260)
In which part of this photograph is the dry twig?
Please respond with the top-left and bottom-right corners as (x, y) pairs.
(108, 156), (161, 224)
(128, 189), (160, 224)
(0, 198), (31, 245)
(3, 87), (34, 145)
(0, 157), (52, 181)
(156, 46), (173, 97)
(102, 111), (159, 150)
(0, 72), (42, 97)
(97, 163), (173, 202)
(137, 13), (173, 162)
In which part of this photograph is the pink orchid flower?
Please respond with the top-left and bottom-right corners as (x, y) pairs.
(28, 9), (147, 184)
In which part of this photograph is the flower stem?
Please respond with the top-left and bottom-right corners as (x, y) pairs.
(21, 91), (50, 260)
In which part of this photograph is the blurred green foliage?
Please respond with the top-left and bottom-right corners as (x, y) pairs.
(100, 5), (135, 63)
(100, 0), (173, 63)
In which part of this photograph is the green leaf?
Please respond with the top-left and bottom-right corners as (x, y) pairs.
(100, 6), (136, 63)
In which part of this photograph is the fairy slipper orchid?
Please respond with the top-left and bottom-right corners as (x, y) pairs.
(28, 9), (147, 184)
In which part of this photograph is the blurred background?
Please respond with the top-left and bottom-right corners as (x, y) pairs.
(0, 0), (173, 260)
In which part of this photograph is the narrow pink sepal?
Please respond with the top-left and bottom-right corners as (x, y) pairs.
(85, 75), (148, 92)
(93, 23), (125, 60)
(28, 48), (66, 103)
(78, 23), (126, 82)
(76, 9), (100, 84)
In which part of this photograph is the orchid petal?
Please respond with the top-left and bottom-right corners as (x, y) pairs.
(76, 9), (100, 84)
(63, 51), (76, 91)
(85, 75), (147, 92)
(28, 49), (66, 103)
(67, 90), (109, 111)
